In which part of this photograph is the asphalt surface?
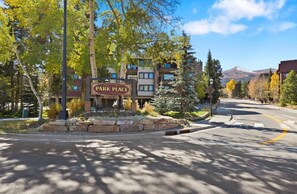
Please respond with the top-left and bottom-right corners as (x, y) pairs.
(0, 99), (296, 194)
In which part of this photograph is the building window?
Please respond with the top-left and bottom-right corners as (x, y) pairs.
(164, 63), (171, 68)
(111, 73), (117, 79)
(163, 74), (174, 81)
(164, 85), (171, 90)
(139, 84), (154, 91)
(127, 74), (138, 80)
(72, 74), (79, 80)
(127, 64), (138, 70)
(149, 85), (154, 91)
(139, 72), (154, 79)
(149, 73), (154, 79)
(139, 59), (145, 66)
(73, 85), (79, 91)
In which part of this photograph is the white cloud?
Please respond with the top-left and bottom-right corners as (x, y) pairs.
(183, 0), (287, 35)
(212, 0), (286, 20)
(277, 21), (296, 31)
(183, 18), (247, 35)
(0, 1), (4, 8)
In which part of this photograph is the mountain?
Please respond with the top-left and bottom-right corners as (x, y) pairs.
(222, 66), (277, 85)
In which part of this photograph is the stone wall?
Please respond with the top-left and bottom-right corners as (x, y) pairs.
(42, 117), (189, 133)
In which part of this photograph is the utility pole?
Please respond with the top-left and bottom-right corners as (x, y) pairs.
(207, 78), (214, 117)
(59, 0), (68, 120)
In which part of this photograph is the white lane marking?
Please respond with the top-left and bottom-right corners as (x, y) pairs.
(285, 115), (296, 119)
(162, 141), (183, 144)
(287, 120), (296, 125)
(283, 121), (296, 130)
(254, 122), (264, 128)
(233, 122), (243, 126)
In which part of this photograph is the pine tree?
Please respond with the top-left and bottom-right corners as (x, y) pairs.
(169, 32), (199, 117)
(204, 51), (223, 104)
(280, 70), (297, 106)
(152, 82), (169, 114)
(241, 81), (249, 98)
(233, 81), (242, 98)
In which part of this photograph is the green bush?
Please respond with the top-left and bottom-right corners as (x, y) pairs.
(67, 99), (84, 117)
(47, 103), (61, 120)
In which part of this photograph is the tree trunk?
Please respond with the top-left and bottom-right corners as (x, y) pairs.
(10, 74), (15, 111)
(55, 95), (59, 104)
(15, 72), (21, 111)
(89, 0), (101, 108)
(89, 0), (97, 81)
(80, 74), (86, 102)
(15, 49), (43, 121)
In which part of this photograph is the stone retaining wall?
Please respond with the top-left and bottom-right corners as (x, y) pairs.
(42, 117), (189, 133)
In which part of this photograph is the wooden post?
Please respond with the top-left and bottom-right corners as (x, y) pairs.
(131, 79), (137, 112)
(85, 76), (91, 113)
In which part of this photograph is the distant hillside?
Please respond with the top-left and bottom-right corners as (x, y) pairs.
(222, 66), (276, 85)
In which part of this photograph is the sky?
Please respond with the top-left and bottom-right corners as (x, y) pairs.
(177, 0), (297, 71)
(1, 0), (296, 71)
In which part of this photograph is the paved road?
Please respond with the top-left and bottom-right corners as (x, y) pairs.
(0, 99), (296, 194)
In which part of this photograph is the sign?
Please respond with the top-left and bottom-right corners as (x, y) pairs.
(91, 83), (131, 96)
(206, 86), (215, 95)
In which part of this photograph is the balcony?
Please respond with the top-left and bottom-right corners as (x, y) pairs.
(126, 64), (138, 75)
(158, 63), (177, 73)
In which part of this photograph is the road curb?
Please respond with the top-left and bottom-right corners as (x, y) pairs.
(165, 124), (216, 136)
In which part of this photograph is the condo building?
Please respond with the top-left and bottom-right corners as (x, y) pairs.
(51, 59), (202, 108)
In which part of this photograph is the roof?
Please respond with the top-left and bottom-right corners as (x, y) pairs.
(278, 59), (297, 73)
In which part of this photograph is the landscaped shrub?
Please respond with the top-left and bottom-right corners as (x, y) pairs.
(47, 103), (61, 120)
(123, 98), (141, 111)
(123, 98), (132, 110)
(141, 102), (158, 116)
(67, 99), (84, 117)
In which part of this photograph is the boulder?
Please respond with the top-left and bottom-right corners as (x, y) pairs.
(48, 120), (67, 126)
(143, 124), (157, 131)
(116, 120), (134, 125)
(134, 119), (155, 125)
(90, 119), (116, 126)
(88, 125), (119, 133)
(43, 124), (67, 132)
(154, 118), (168, 124)
(69, 124), (88, 131)
(179, 119), (190, 126)
(120, 124), (143, 132)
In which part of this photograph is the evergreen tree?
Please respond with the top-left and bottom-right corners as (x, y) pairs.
(280, 70), (297, 106)
(152, 82), (169, 114)
(169, 32), (199, 117)
(233, 81), (242, 98)
(241, 81), (249, 98)
(204, 51), (223, 104)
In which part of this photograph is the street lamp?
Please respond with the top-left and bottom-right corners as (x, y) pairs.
(59, 0), (68, 120)
(209, 78), (214, 117)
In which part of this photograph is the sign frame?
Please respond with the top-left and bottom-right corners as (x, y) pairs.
(91, 82), (131, 96)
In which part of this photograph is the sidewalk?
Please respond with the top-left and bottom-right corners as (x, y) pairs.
(0, 118), (38, 121)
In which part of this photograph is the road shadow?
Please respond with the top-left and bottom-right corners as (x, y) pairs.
(0, 134), (297, 194)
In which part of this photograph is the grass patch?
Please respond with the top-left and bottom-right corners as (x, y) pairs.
(0, 119), (46, 134)
(164, 110), (208, 120)
(275, 103), (297, 110)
